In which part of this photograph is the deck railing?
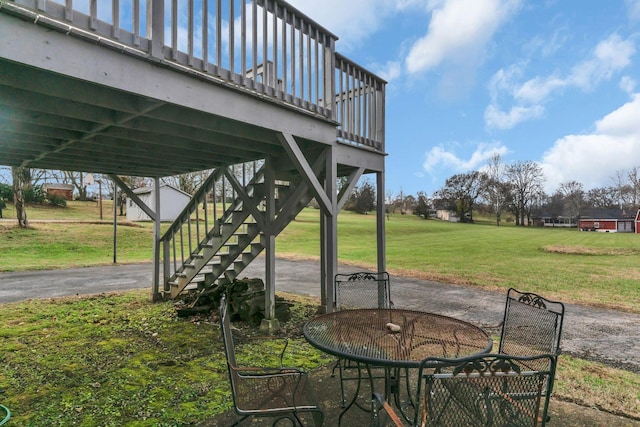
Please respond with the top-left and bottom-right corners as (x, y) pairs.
(3, 0), (385, 151)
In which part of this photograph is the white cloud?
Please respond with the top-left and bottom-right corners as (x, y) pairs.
(626, 0), (640, 20)
(568, 34), (635, 90)
(287, 0), (396, 50)
(375, 61), (403, 83)
(405, 0), (522, 74)
(620, 76), (637, 94)
(423, 142), (508, 173)
(486, 33), (636, 129)
(541, 94), (640, 192)
(514, 75), (565, 104)
(484, 104), (544, 130)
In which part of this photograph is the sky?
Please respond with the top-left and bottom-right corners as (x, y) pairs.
(287, 0), (640, 198)
(4, 0), (640, 200)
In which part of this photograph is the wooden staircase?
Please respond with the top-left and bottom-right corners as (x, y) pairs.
(161, 161), (314, 299)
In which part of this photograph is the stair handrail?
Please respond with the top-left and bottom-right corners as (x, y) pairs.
(161, 161), (265, 292)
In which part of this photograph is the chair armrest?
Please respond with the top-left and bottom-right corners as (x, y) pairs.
(372, 392), (405, 427)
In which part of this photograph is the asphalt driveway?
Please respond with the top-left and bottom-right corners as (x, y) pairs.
(1, 256), (639, 373)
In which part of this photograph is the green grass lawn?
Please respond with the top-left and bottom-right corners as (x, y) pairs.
(0, 290), (638, 425)
(0, 291), (332, 426)
(2, 201), (640, 312)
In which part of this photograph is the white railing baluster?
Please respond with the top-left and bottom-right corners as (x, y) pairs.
(216, 0), (222, 75)
(261, 0), (268, 93)
(314, 28), (318, 107)
(171, 0), (177, 59)
(112, 0), (119, 39)
(272, 1), (278, 94)
(188, 0), (194, 66)
(282, 7), (288, 97)
(149, 0), (163, 57)
(306, 29), (311, 105)
(298, 21), (303, 102)
(65, 0), (72, 21)
(89, 0), (97, 30)
(228, 0), (235, 76)
(202, 0), (208, 71)
(132, 0), (139, 45)
(251, 0), (257, 89)
(290, 11), (296, 99)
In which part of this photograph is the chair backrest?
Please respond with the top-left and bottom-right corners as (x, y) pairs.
(499, 288), (565, 359)
(416, 353), (555, 427)
(218, 296), (239, 390)
(334, 271), (391, 311)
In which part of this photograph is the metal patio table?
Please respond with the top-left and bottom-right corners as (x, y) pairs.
(303, 308), (493, 424)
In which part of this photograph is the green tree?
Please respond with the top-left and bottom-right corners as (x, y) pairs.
(435, 171), (484, 223)
(347, 178), (376, 214)
(414, 191), (431, 219)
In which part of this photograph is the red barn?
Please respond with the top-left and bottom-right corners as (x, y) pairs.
(43, 183), (74, 201)
(578, 209), (637, 233)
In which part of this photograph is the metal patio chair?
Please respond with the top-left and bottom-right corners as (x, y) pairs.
(335, 271), (393, 311)
(332, 271), (393, 407)
(372, 353), (556, 427)
(218, 295), (324, 426)
(499, 288), (565, 393)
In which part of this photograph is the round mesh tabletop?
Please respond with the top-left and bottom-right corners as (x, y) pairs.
(303, 309), (492, 368)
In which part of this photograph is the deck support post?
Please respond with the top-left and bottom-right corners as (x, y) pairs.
(320, 146), (337, 313)
(151, 177), (162, 301)
(376, 171), (386, 274)
(261, 159), (280, 332)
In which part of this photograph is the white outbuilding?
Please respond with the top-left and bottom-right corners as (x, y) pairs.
(126, 184), (191, 222)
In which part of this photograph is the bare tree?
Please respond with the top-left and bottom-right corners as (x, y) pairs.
(506, 161), (545, 226)
(610, 169), (634, 209)
(586, 187), (616, 209)
(385, 189), (395, 214)
(558, 180), (584, 220)
(627, 166), (640, 208)
(162, 170), (214, 195)
(482, 154), (510, 226)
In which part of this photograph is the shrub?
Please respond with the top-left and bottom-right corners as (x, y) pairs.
(47, 194), (67, 207)
(0, 183), (12, 200)
(24, 185), (45, 203)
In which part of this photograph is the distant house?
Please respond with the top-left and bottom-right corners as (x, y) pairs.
(578, 209), (637, 233)
(43, 183), (74, 200)
(126, 184), (191, 222)
(532, 215), (577, 228)
(435, 209), (459, 222)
